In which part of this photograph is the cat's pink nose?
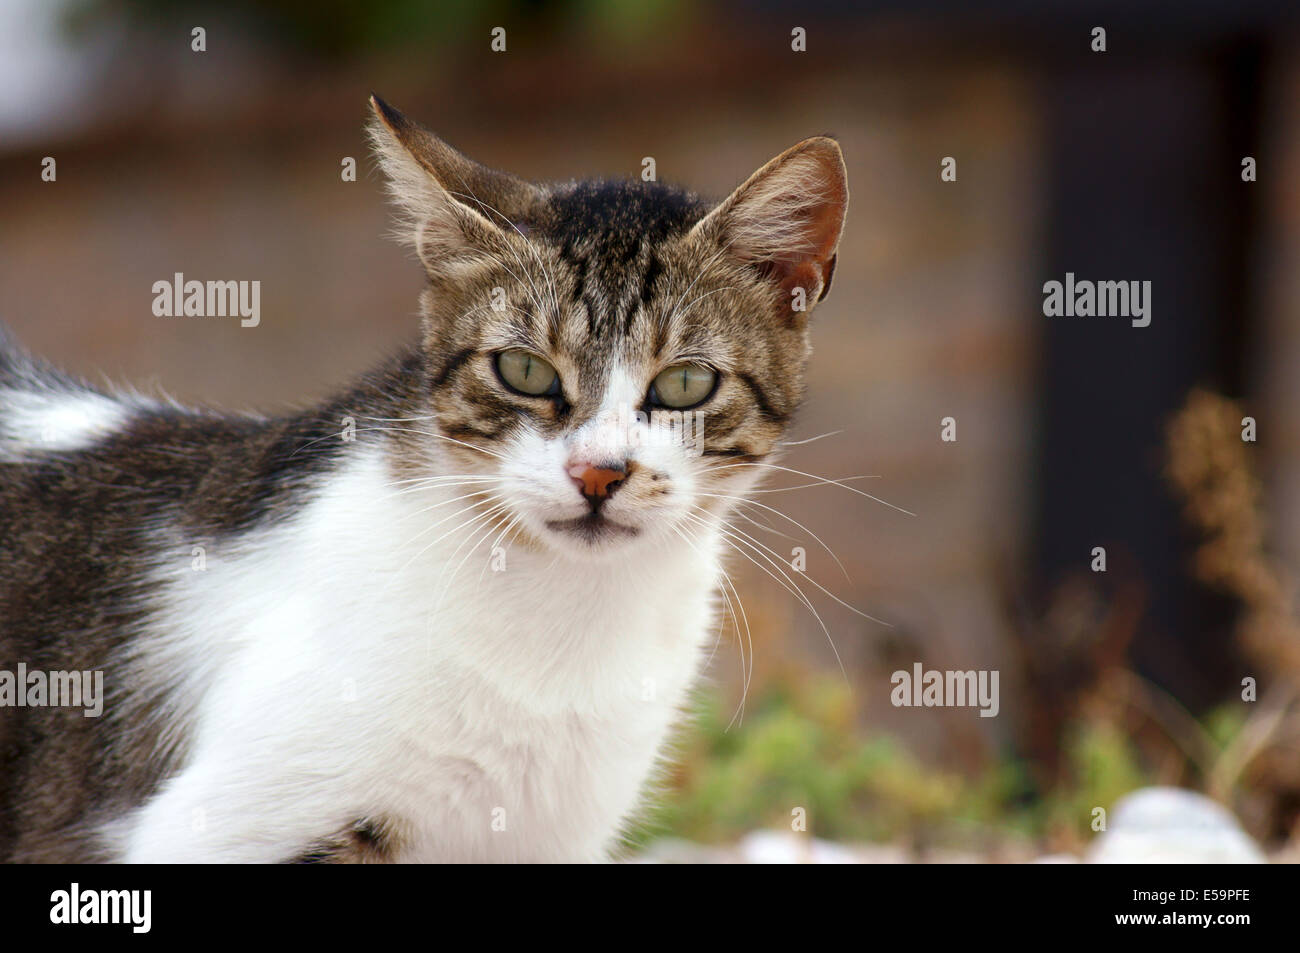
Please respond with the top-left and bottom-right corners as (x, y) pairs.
(568, 460), (627, 510)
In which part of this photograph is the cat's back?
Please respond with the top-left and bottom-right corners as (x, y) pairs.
(0, 336), (239, 604)
(0, 337), (174, 627)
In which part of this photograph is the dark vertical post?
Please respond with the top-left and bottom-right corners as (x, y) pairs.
(1032, 40), (1264, 708)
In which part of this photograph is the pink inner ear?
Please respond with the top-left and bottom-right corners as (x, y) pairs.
(753, 195), (844, 304)
(759, 257), (824, 299)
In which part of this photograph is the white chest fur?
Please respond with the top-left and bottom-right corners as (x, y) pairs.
(111, 446), (721, 862)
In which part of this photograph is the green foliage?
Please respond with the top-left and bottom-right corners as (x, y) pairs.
(1203, 702), (1248, 749)
(1041, 721), (1148, 840)
(629, 679), (973, 847)
(627, 678), (1158, 853)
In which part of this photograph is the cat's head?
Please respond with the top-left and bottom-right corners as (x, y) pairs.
(369, 95), (847, 558)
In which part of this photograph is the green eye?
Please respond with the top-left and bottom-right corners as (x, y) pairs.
(496, 349), (560, 396)
(650, 363), (717, 409)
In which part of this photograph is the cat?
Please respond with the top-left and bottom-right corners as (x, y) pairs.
(0, 95), (848, 862)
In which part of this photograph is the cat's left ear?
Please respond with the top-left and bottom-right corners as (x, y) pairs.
(690, 137), (848, 313)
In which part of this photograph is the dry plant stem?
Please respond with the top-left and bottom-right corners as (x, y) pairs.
(1209, 688), (1298, 801)
(1166, 389), (1300, 835)
(1105, 668), (1219, 777)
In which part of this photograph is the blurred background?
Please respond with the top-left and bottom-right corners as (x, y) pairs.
(2, 0), (1299, 860)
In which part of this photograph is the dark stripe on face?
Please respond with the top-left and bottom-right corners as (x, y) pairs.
(570, 264), (586, 306)
(432, 348), (477, 390)
(442, 420), (509, 441)
(699, 418), (741, 442)
(559, 235), (589, 305)
(640, 252), (662, 306)
(582, 292), (602, 338)
(615, 242), (648, 335)
(736, 372), (789, 424)
(620, 287), (641, 336)
(703, 448), (763, 463)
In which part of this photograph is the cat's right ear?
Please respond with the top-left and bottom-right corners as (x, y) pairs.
(367, 95), (543, 279)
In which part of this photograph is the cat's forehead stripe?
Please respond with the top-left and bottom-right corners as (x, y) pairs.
(537, 180), (708, 250)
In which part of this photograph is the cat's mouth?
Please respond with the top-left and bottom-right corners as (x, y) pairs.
(544, 512), (640, 543)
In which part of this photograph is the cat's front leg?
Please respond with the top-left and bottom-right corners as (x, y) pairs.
(118, 754), (356, 863)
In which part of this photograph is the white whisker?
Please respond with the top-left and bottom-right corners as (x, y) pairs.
(706, 461), (916, 517)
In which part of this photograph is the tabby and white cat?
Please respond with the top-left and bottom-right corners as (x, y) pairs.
(0, 96), (848, 862)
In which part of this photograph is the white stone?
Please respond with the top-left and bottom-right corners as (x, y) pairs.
(1087, 787), (1266, 864)
(738, 830), (863, 864)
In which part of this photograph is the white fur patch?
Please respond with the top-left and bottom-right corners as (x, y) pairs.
(112, 444), (724, 862)
(0, 388), (131, 459)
